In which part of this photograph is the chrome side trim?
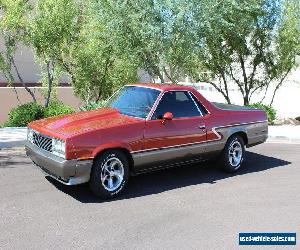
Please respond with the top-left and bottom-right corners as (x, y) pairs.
(131, 139), (207, 154)
(146, 90), (165, 120)
(188, 91), (203, 116)
(126, 84), (163, 91)
(131, 120), (268, 154)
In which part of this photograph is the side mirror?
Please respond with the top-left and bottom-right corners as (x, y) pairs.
(162, 112), (173, 124)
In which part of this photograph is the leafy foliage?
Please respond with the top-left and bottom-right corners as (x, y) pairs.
(27, 0), (80, 107)
(4, 102), (44, 127)
(0, 0), (299, 108)
(185, 0), (300, 105)
(33, 0), (139, 103)
(0, 0), (37, 102)
(4, 101), (74, 127)
(79, 100), (107, 111)
(43, 101), (74, 118)
(100, 0), (194, 83)
(247, 103), (277, 123)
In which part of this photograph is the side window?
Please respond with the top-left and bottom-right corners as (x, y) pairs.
(152, 91), (201, 119)
(190, 93), (208, 115)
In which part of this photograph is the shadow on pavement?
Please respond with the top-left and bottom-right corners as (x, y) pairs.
(46, 151), (291, 203)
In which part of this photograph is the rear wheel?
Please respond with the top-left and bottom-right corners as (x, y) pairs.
(89, 150), (130, 199)
(220, 135), (245, 173)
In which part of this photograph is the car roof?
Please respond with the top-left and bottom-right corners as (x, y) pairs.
(128, 83), (196, 92)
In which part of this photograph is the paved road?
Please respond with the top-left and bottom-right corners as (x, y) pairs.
(0, 143), (299, 250)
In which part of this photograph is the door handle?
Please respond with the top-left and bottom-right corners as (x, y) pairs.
(198, 124), (206, 129)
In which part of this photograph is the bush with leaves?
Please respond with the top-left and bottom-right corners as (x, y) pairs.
(79, 100), (107, 111)
(247, 103), (277, 124)
(4, 102), (44, 127)
(43, 101), (74, 118)
(3, 101), (75, 127)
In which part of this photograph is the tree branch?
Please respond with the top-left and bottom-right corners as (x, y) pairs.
(229, 65), (245, 96)
(163, 66), (178, 84)
(45, 60), (54, 108)
(11, 57), (37, 102)
(269, 68), (292, 106)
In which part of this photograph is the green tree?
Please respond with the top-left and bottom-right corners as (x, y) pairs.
(100, 0), (193, 83)
(27, 0), (79, 107)
(0, 0), (36, 103)
(61, 1), (137, 103)
(268, 0), (300, 105)
(185, 0), (300, 105)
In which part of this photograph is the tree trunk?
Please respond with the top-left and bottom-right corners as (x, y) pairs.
(243, 91), (250, 106)
(269, 69), (291, 106)
(11, 57), (37, 102)
(12, 84), (22, 105)
(243, 97), (249, 106)
(224, 95), (231, 104)
(163, 66), (177, 84)
(45, 61), (54, 108)
(157, 71), (165, 83)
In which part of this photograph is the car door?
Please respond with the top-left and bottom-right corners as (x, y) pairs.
(135, 91), (207, 170)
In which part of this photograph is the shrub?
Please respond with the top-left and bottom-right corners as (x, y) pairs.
(44, 101), (74, 118)
(5, 102), (44, 127)
(3, 101), (75, 127)
(247, 103), (276, 124)
(80, 100), (107, 111)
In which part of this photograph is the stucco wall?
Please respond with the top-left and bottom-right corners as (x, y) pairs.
(182, 68), (300, 119)
(0, 87), (82, 124)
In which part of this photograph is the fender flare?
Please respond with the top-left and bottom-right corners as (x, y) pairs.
(92, 141), (132, 158)
(214, 125), (248, 145)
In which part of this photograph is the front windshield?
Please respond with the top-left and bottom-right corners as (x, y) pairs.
(107, 86), (161, 119)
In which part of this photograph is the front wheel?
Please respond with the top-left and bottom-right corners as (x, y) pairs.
(220, 135), (245, 173)
(89, 150), (130, 199)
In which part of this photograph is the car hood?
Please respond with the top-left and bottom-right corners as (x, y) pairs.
(28, 107), (142, 139)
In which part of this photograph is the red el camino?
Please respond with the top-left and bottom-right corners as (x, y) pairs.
(26, 83), (268, 199)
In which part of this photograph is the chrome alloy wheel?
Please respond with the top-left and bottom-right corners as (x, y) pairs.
(101, 157), (124, 192)
(228, 140), (243, 167)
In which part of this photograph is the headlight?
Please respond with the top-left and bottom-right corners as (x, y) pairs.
(27, 128), (34, 143)
(52, 138), (66, 158)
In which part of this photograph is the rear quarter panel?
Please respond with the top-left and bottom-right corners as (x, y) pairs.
(203, 107), (268, 156)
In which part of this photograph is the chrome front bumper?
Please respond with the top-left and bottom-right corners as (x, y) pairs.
(25, 142), (93, 185)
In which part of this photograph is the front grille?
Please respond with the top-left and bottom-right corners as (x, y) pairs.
(32, 132), (52, 152)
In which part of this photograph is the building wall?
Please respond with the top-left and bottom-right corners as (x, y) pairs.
(0, 87), (82, 124)
(0, 42), (70, 84)
(182, 68), (300, 119)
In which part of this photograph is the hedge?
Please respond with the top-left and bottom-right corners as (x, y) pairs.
(3, 101), (74, 127)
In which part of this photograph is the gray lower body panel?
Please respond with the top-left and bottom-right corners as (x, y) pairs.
(131, 121), (268, 173)
(25, 142), (92, 185)
(132, 142), (207, 172)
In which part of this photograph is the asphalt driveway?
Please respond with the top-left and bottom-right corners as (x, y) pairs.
(0, 143), (299, 249)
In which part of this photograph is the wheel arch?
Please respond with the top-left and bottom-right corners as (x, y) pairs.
(92, 146), (135, 174)
(227, 131), (248, 146)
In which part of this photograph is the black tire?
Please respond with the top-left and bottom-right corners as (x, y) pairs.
(220, 135), (245, 173)
(89, 150), (130, 199)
